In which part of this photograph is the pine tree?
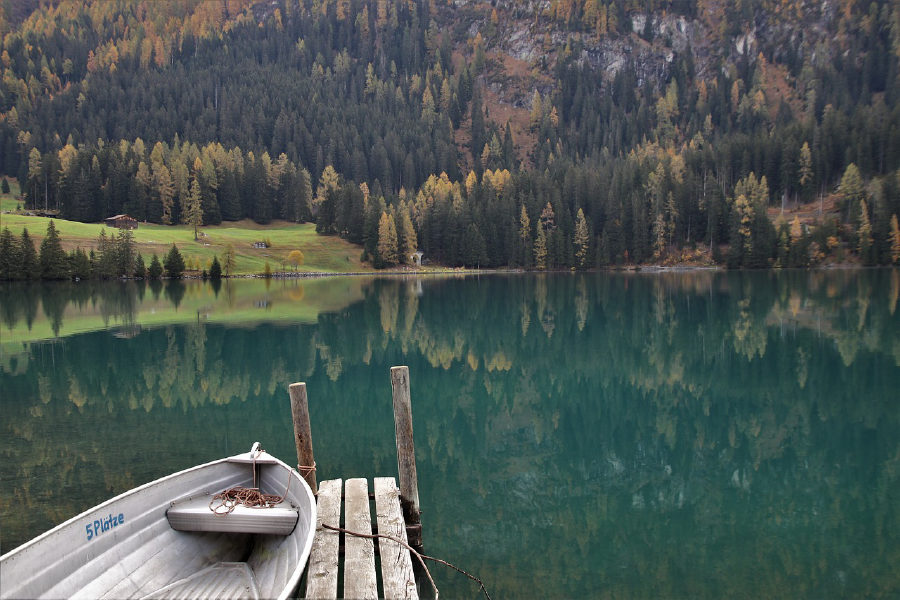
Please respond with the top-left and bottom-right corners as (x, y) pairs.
(148, 253), (163, 279)
(363, 197), (383, 261)
(652, 212), (667, 258)
(0, 227), (20, 280)
(154, 164), (175, 225)
(20, 228), (39, 280)
(27, 147), (42, 209)
(95, 229), (117, 278)
(596, 232), (610, 267)
(519, 204), (532, 267)
(70, 248), (91, 280)
(1, 178), (9, 194)
(839, 163), (866, 223)
(463, 223), (487, 268)
(534, 226), (548, 270)
(222, 243), (237, 276)
(858, 199), (874, 265)
(39, 220), (70, 280)
(788, 216), (807, 267)
(530, 90), (542, 131)
(399, 208), (418, 262)
(574, 208), (589, 268)
(798, 141), (813, 199)
(164, 245), (185, 279)
(135, 253), (146, 278)
(209, 255), (223, 279)
(377, 211), (398, 266)
(777, 228), (789, 268)
(890, 214), (900, 265)
(116, 228), (136, 277)
(187, 176), (203, 240)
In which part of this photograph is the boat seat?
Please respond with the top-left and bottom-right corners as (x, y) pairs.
(166, 494), (299, 536)
(141, 562), (261, 599)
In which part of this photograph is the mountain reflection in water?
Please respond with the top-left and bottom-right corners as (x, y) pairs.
(2, 270), (899, 597)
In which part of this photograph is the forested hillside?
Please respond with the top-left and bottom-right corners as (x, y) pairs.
(2, 0), (900, 269)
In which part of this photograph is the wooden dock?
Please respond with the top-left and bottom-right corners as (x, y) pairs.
(289, 367), (424, 599)
(304, 478), (418, 599)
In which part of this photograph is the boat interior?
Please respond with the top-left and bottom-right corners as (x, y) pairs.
(0, 450), (315, 600)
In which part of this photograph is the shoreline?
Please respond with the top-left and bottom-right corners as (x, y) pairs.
(5, 262), (889, 285)
(177, 262), (883, 281)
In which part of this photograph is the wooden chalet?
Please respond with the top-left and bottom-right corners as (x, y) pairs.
(105, 214), (139, 229)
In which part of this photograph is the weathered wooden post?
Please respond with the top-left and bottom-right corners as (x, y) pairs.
(390, 366), (422, 548)
(289, 382), (317, 495)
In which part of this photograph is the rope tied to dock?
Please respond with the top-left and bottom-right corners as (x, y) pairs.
(297, 462), (316, 477)
(209, 446), (294, 516)
(322, 523), (493, 600)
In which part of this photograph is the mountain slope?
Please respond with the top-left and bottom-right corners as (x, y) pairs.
(2, 0), (900, 271)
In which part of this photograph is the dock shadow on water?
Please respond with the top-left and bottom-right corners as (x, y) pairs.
(2, 270), (899, 597)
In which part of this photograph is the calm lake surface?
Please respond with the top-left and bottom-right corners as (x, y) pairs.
(2, 271), (899, 598)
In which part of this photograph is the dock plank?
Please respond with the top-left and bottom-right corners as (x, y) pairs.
(343, 479), (377, 599)
(305, 479), (342, 599)
(373, 478), (418, 600)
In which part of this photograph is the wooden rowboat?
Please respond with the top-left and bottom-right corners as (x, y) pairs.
(0, 443), (316, 600)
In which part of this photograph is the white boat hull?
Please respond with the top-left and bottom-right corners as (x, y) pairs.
(0, 448), (316, 600)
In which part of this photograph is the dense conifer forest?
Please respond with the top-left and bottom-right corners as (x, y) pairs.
(2, 0), (900, 270)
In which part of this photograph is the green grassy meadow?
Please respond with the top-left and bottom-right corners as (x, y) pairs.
(0, 190), (373, 275)
(0, 178), (21, 212)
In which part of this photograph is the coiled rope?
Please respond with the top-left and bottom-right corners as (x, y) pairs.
(209, 446), (301, 516)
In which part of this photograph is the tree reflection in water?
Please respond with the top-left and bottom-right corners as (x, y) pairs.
(1, 271), (899, 597)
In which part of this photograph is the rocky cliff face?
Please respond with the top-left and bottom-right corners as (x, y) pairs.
(446, 0), (840, 111)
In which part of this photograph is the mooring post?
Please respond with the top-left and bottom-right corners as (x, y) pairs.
(390, 366), (422, 548)
(289, 382), (317, 495)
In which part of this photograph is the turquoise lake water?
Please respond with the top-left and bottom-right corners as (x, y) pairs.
(1, 271), (899, 597)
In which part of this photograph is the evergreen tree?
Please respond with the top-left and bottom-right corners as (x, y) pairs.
(135, 253), (146, 278)
(377, 211), (398, 266)
(463, 222), (487, 268)
(70, 248), (91, 280)
(0, 227), (20, 280)
(798, 142), (813, 200)
(1, 178), (9, 194)
(209, 255), (223, 279)
(20, 228), (39, 280)
(26, 148), (42, 209)
(788, 217), (807, 267)
(187, 176), (204, 240)
(839, 163), (866, 223)
(890, 214), (900, 265)
(596, 232), (611, 267)
(147, 253), (163, 279)
(399, 208), (418, 263)
(534, 226), (548, 270)
(116, 228), (136, 277)
(574, 208), (590, 268)
(95, 229), (117, 279)
(363, 197), (384, 262)
(164, 244), (186, 279)
(39, 220), (70, 280)
(858, 199), (874, 265)
(777, 227), (789, 268)
(519, 204), (532, 268)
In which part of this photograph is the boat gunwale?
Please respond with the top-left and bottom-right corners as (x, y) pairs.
(0, 450), (316, 600)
